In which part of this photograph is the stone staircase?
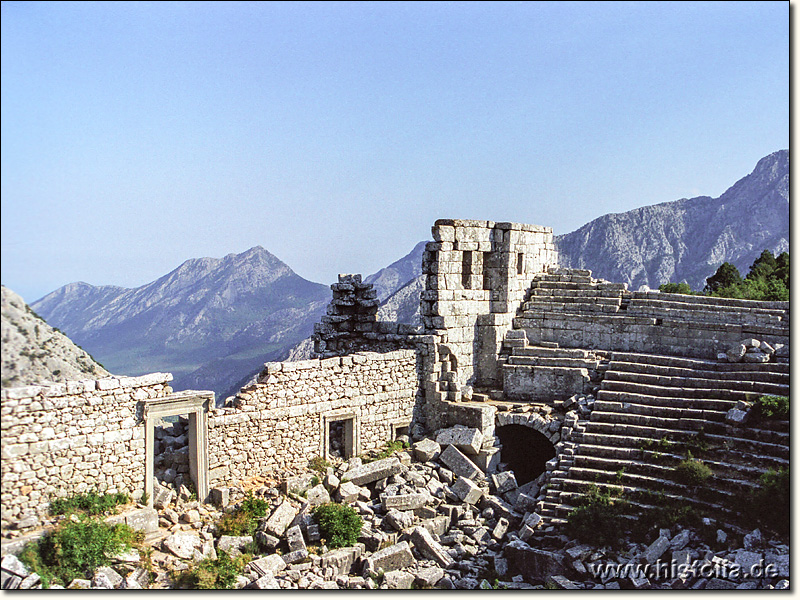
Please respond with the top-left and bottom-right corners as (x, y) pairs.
(533, 351), (789, 531)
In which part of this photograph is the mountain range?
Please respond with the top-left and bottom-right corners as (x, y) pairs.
(25, 150), (788, 401)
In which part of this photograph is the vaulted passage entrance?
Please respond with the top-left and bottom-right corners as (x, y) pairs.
(496, 424), (556, 485)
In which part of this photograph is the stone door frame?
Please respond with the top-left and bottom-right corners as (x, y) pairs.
(142, 391), (214, 505)
(321, 409), (359, 461)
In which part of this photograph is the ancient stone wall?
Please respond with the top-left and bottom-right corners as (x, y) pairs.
(420, 220), (558, 389)
(515, 269), (789, 360)
(0, 373), (173, 527)
(206, 350), (425, 488)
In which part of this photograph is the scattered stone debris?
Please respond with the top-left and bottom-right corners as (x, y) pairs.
(1, 427), (789, 590)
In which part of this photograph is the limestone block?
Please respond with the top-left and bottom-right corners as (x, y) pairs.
(384, 509), (415, 532)
(248, 554), (287, 577)
(435, 425), (483, 455)
(414, 566), (445, 589)
(641, 535), (670, 564)
(450, 476), (483, 504)
(439, 445), (481, 480)
(336, 481), (360, 504)
(217, 535), (254, 558)
(341, 457), (403, 486)
(492, 471), (518, 495)
(410, 526), (454, 568)
(163, 533), (202, 560)
(383, 570), (415, 589)
(382, 492), (430, 511)
(264, 500), (297, 537)
(363, 541), (415, 576)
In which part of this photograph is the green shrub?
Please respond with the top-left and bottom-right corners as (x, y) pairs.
(309, 456), (332, 473)
(672, 458), (713, 486)
(216, 492), (270, 537)
(312, 503), (363, 549)
(19, 516), (142, 588)
(178, 550), (251, 589)
(49, 490), (129, 516)
(747, 467), (789, 536)
(752, 395), (789, 421)
(565, 485), (629, 549)
(658, 282), (697, 295)
(361, 439), (408, 464)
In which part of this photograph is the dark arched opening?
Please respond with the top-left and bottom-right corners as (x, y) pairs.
(496, 424), (556, 485)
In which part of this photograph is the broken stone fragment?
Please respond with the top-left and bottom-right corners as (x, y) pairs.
(384, 508), (415, 532)
(163, 533), (202, 560)
(414, 565), (445, 588)
(383, 569), (415, 589)
(641, 535), (670, 564)
(439, 445), (482, 480)
(362, 541), (415, 576)
(307, 484), (331, 506)
(341, 457), (403, 486)
(336, 481), (360, 503)
(382, 492), (430, 511)
(247, 554), (287, 578)
(726, 343), (747, 362)
(450, 476), (483, 504)
(410, 526), (454, 568)
(264, 500), (297, 537)
(435, 426), (483, 455)
(491, 470), (518, 495)
(216, 535), (254, 558)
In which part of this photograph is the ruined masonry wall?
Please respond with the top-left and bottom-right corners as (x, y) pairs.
(0, 373), (173, 525)
(206, 349), (422, 488)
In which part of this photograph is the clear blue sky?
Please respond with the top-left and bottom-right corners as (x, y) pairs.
(1, 1), (788, 303)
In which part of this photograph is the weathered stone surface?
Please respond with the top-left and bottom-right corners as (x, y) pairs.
(491, 471), (518, 495)
(384, 509), (415, 532)
(413, 438), (442, 462)
(264, 500), (297, 537)
(248, 554), (287, 577)
(383, 570), (415, 589)
(342, 457), (403, 486)
(450, 476), (483, 504)
(210, 487), (230, 507)
(435, 426), (483, 455)
(1, 555), (29, 578)
(285, 525), (306, 552)
(363, 541), (415, 576)
(382, 492), (430, 511)
(642, 535), (670, 564)
(307, 484), (331, 506)
(336, 481), (361, 503)
(93, 566), (123, 589)
(415, 566), (445, 588)
(439, 445), (482, 480)
(163, 533), (202, 560)
(410, 526), (454, 568)
(503, 540), (566, 582)
(217, 535), (254, 558)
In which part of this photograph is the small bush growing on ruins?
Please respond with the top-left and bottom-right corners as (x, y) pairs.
(746, 466), (789, 536)
(672, 457), (712, 486)
(312, 503), (363, 549)
(19, 515), (142, 588)
(752, 395), (789, 421)
(49, 490), (129, 516)
(658, 282), (698, 295)
(362, 439), (408, 464)
(309, 456), (332, 473)
(216, 492), (270, 537)
(684, 430), (710, 455)
(565, 485), (629, 549)
(176, 549), (251, 589)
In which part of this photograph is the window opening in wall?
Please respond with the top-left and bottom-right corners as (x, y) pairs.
(517, 253), (525, 275)
(462, 251), (473, 289)
(328, 418), (355, 460)
(391, 422), (411, 445)
(497, 424), (556, 485)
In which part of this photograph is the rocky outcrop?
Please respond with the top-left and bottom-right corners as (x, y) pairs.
(1, 285), (109, 387)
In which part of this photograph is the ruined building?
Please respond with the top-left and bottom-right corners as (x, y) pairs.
(1, 219), (790, 535)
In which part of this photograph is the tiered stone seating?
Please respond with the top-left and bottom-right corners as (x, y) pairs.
(534, 351), (789, 530)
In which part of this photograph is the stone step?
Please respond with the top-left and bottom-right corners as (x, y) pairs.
(574, 442), (789, 472)
(626, 305), (785, 325)
(507, 356), (600, 369)
(595, 391), (734, 413)
(524, 295), (622, 306)
(627, 296), (788, 317)
(523, 301), (620, 314)
(582, 422), (790, 455)
(593, 398), (727, 423)
(599, 383), (753, 404)
(607, 351), (790, 374)
(510, 346), (595, 359)
(604, 369), (790, 394)
(529, 288), (623, 299)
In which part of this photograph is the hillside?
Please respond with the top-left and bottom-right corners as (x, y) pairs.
(1, 285), (110, 387)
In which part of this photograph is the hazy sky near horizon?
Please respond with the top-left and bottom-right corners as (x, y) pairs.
(1, 1), (788, 303)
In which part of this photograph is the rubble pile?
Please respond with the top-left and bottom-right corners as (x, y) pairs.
(0, 425), (790, 590)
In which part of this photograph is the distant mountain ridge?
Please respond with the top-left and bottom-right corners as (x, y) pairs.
(32, 247), (331, 398)
(555, 150), (789, 290)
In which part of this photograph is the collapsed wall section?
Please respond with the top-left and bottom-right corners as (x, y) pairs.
(1, 373), (173, 528)
(420, 219), (558, 389)
(206, 349), (424, 488)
